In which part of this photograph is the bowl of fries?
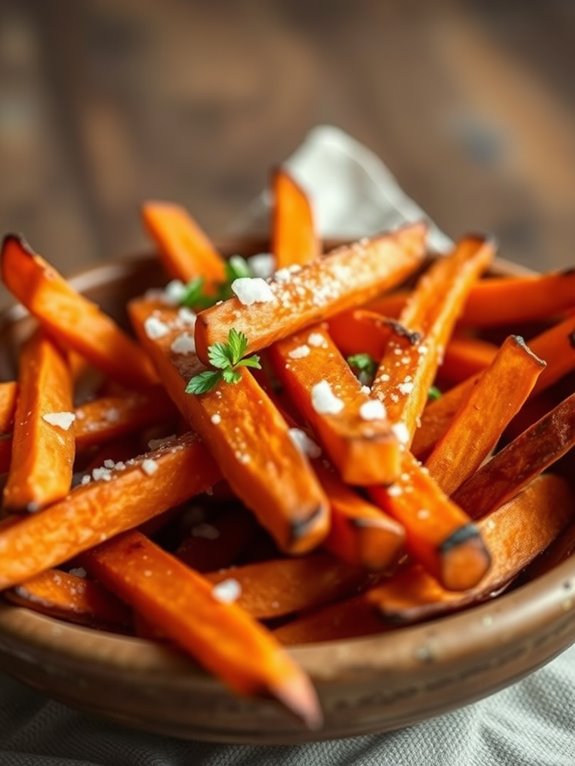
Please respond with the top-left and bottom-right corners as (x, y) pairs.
(0, 171), (573, 743)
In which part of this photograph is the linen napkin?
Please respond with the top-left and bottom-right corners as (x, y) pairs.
(0, 125), (573, 766)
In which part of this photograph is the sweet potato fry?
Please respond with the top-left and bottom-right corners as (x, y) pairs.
(410, 379), (473, 460)
(176, 509), (257, 572)
(370, 235), (494, 440)
(6, 569), (130, 629)
(440, 336), (498, 385)
(370, 451), (491, 591)
(4, 332), (75, 512)
(456, 270), (575, 327)
(369, 269), (575, 328)
(0, 382), (17, 433)
(194, 224), (427, 363)
(453, 393), (575, 519)
(522, 519), (575, 580)
(142, 201), (226, 285)
(368, 475), (573, 623)
(269, 324), (401, 485)
(425, 336), (545, 494)
(206, 553), (367, 620)
(129, 299), (329, 554)
(315, 462), (405, 571)
(74, 387), (178, 450)
(327, 309), (420, 360)
(0, 433), (219, 589)
(83, 531), (321, 727)
(272, 168), (319, 269)
(274, 594), (388, 645)
(1, 235), (156, 389)
(530, 314), (575, 395)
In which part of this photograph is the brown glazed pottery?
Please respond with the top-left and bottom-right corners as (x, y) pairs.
(0, 239), (573, 744)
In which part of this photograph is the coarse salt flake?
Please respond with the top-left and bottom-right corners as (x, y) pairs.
(42, 412), (76, 430)
(163, 280), (187, 305)
(311, 380), (344, 415)
(308, 332), (327, 348)
(231, 277), (275, 306)
(360, 385), (371, 395)
(249, 253), (275, 279)
(144, 315), (170, 339)
(211, 413), (222, 425)
(171, 332), (196, 354)
(397, 381), (414, 396)
(288, 345), (310, 359)
(288, 428), (322, 458)
(392, 423), (410, 445)
(359, 399), (386, 421)
(177, 307), (197, 327)
(141, 458), (159, 476)
(212, 578), (242, 604)
(274, 265), (301, 284)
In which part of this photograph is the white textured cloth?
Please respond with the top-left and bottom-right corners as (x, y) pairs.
(1, 125), (573, 765)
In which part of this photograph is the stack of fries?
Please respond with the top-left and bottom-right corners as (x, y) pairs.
(0, 168), (573, 728)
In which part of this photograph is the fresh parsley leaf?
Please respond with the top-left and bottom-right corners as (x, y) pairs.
(226, 255), (252, 282)
(227, 328), (248, 366)
(347, 353), (377, 386)
(222, 368), (242, 384)
(428, 385), (442, 401)
(180, 277), (207, 308)
(208, 341), (234, 370)
(185, 370), (222, 395)
(236, 354), (261, 370)
(186, 328), (260, 395)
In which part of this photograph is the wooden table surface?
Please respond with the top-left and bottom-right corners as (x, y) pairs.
(1, 0), (574, 274)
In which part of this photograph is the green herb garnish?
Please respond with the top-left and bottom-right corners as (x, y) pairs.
(347, 353), (377, 386)
(428, 385), (442, 401)
(180, 256), (254, 310)
(186, 329), (261, 394)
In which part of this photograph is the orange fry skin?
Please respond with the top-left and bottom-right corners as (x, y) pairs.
(368, 475), (573, 623)
(272, 168), (319, 269)
(0, 382), (17, 433)
(315, 462), (405, 571)
(269, 325), (401, 485)
(328, 309), (420, 361)
(453, 392), (575, 520)
(1, 235), (156, 389)
(0, 433), (220, 590)
(371, 234), (495, 440)
(194, 224), (427, 363)
(6, 569), (130, 629)
(369, 269), (575, 328)
(142, 201), (226, 285)
(370, 452), (491, 592)
(4, 332), (75, 512)
(205, 553), (368, 620)
(84, 531), (322, 728)
(74, 387), (178, 450)
(425, 336), (545, 495)
(129, 299), (329, 555)
(275, 594), (389, 645)
(440, 336), (498, 386)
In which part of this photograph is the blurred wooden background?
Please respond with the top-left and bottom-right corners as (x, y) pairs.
(0, 0), (574, 274)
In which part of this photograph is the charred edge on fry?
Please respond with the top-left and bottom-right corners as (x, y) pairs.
(438, 523), (482, 555)
(383, 319), (422, 346)
(290, 505), (326, 544)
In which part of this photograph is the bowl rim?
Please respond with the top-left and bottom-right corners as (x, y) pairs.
(0, 244), (572, 690)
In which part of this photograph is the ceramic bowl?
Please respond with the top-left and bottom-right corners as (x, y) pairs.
(0, 239), (573, 744)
